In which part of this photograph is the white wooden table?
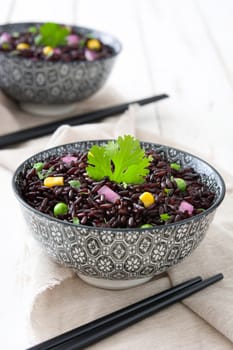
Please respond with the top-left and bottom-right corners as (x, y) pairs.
(0, 1), (232, 348)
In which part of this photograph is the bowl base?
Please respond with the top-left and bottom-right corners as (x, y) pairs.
(77, 273), (153, 290)
(20, 102), (77, 117)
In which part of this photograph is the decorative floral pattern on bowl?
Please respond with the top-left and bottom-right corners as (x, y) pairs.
(12, 140), (225, 288)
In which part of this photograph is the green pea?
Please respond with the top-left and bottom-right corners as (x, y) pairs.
(170, 162), (181, 171)
(33, 162), (44, 172)
(174, 178), (186, 192)
(53, 202), (68, 216)
(140, 224), (153, 228)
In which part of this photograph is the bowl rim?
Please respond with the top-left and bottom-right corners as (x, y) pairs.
(12, 139), (226, 232)
(0, 21), (122, 63)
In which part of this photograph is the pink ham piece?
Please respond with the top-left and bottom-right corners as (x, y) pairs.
(179, 200), (194, 215)
(61, 156), (77, 163)
(0, 32), (11, 44)
(67, 34), (80, 47)
(53, 48), (62, 55)
(84, 48), (98, 61)
(97, 185), (120, 203)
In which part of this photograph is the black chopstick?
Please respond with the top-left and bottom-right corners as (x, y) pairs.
(27, 275), (201, 350)
(50, 273), (223, 350)
(26, 275), (211, 350)
(0, 94), (168, 148)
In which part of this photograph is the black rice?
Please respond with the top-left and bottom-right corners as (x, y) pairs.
(21, 150), (215, 228)
(0, 26), (114, 62)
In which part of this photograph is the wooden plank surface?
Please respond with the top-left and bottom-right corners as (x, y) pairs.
(135, 0), (233, 172)
(196, 0), (233, 88)
(76, 0), (160, 134)
(0, 0), (15, 22)
(9, 0), (75, 23)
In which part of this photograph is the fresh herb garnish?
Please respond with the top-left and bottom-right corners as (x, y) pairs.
(72, 217), (80, 224)
(36, 22), (70, 48)
(160, 213), (171, 222)
(86, 135), (152, 184)
(68, 180), (81, 189)
(33, 162), (44, 172)
(197, 208), (205, 212)
(33, 162), (45, 179)
(33, 162), (54, 180)
(38, 167), (54, 180)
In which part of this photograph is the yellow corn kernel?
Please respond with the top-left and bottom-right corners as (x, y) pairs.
(139, 192), (155, 208)
(16, 43), (30, 50)
(43, 46), (54, 56)
(44, 176), (64, 187)
(86, 39), (101, 51)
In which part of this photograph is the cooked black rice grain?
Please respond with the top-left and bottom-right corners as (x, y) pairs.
(21, 150), (215, 228)
(0, 28), (114, 62)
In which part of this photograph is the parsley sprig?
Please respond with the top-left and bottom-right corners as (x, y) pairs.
(86, 135), (152, 184)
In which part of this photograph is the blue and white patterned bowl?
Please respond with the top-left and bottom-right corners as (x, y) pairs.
(0, 23), (121, 114)
(12, 140), (225, 289)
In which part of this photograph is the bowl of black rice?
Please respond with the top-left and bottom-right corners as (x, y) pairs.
(12, 136), (225, 289)
(0, 22), (121, 116)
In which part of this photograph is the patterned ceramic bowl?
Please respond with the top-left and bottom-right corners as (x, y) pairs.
(12, 140), (225, 289)
(0, 22), (121, 116)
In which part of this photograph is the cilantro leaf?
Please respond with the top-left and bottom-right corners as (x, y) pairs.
(160, 213), (171, 222)
(72, 217), (80, 224)
(39, 22), (70, 48)
(35, 165), (54, 180)
(86, 145), (112, 181)
(68, 180), (81, 189)
(86, 135), (152, 184)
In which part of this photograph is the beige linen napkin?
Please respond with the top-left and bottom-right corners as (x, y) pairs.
(0, 96), (233, 350)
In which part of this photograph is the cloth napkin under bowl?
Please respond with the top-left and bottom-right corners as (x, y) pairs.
(0, 95), (233, 350)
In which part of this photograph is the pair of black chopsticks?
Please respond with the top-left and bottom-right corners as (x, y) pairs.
(0, 94), (168, 148)
(26, 273), (223, 350)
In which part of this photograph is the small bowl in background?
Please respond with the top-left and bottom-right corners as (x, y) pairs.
(0, 22), (122, 116)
